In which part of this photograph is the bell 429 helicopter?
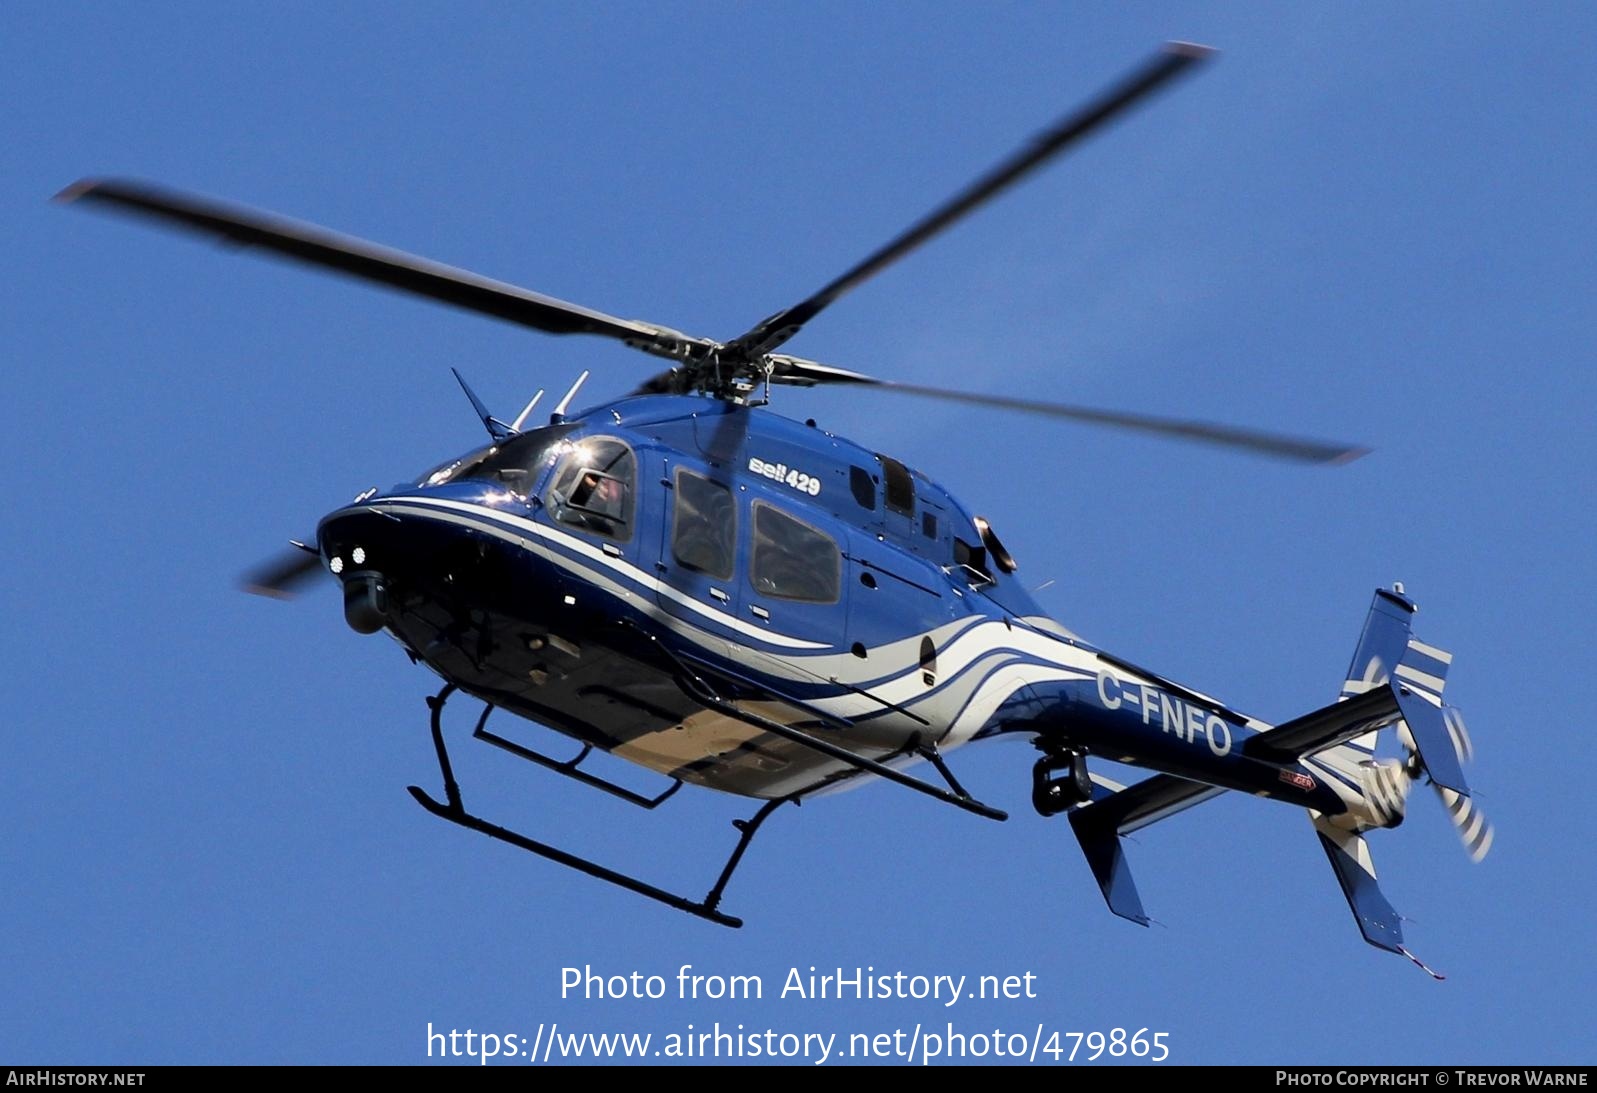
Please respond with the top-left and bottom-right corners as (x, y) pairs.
(60, 42), (1490, 975)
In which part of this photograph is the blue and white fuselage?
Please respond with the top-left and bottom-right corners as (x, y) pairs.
(66, 44), (1486, 960)
(320, 394), (1383, 825)
(314, 392), (1483, 963)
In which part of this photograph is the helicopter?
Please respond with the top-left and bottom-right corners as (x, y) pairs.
(58, 41), (1490, 975)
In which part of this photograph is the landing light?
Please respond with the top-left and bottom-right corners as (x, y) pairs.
(352, 546), (367, 565)
(330, 556), (345, 575)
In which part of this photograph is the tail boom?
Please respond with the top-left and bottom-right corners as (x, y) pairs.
(1048, 586), (1484, 973)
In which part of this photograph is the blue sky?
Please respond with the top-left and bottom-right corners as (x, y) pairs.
(4, 3), (1594, 1065)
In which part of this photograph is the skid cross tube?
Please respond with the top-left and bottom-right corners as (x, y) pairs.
(469, 701), (683, 810)
(406, 684), (793, 928)
(697, 691), (1005, 820)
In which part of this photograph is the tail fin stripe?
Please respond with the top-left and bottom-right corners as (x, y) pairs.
(1406, 638), (1453, 665)
(1394, 663), (1446, 694)
(1402, 684), (1446, 709)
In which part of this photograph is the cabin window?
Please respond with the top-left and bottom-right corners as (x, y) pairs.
(922, 512), (938, 539)
(750, 501), (841, 604)
(878, 454), (915, 517)
(849, 466), (876, 511)
(672, 469), (736, 579)
(546, 436), (635, 541)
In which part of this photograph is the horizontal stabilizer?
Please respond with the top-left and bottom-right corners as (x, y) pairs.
(1067, 773), (1224, 925)
(1078, 772), (1226, 835)
(1245, 682), (1470, 796)
(1244, 687), (1405, 763)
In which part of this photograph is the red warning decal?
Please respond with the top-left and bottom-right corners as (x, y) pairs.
(1278, 769), (1316, 791)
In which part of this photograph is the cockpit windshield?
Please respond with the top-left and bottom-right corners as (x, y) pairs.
(544, 436), (636, 541)
(414, 424), (579, 495)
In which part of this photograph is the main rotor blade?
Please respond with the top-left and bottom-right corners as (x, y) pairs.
(242, 545), (324, 600)
(770, 358), (1367, 464)
(721, 41), (1214, 363)
(56, 179), (712, 362)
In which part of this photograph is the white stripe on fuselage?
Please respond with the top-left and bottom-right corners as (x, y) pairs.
(808, 619), (1099, 718)
(342, 494), (1336, 809)
(346, 498), (1102, 747)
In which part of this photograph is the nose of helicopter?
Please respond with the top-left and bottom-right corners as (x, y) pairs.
(318, 502), (409, 634)
(316, 486), (543, 635)
(316, 491), (470, 634)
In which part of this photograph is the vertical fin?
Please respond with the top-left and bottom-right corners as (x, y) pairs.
(1391, 683), (1469, 795)
(1340, 588), (1417, 701)
(1068, 810), (1149, 925)
(1338, 587), (1418, 754)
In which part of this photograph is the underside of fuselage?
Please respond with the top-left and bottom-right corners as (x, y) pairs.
(321, 501), (931, 801)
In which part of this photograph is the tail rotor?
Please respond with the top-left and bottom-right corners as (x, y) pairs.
(1411, 707), (1493, 863)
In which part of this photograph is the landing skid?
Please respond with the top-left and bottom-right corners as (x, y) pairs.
(407, 684), (793, 929)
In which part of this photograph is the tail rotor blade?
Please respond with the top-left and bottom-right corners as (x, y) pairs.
(1444, 706), (1475, 765)
(1424, 704), (1490, 862)
(1436, 786), (1495, 863)
(242, 543), (324, 600)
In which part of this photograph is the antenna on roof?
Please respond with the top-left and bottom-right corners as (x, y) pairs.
(550, 371), (590, 424)
(510, 389), (545, 433)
